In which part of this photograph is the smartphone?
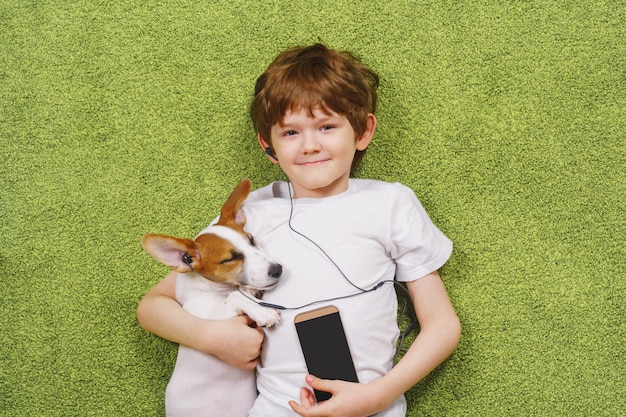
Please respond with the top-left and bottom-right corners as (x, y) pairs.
(294, 305), (359, 402)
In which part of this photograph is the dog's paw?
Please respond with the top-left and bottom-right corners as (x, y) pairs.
(249, 308), (281, 328)
(225, 291), (281, 327)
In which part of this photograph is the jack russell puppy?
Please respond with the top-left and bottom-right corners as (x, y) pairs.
(141, 178), (282, 417)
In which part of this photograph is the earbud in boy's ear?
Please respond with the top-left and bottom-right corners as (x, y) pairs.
(265, 147), (278, 162)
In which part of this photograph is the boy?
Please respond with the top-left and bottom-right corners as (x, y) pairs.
(137, 43), (461, 417)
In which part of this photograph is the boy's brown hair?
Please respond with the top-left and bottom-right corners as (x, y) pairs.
(250, 43), (379, 172)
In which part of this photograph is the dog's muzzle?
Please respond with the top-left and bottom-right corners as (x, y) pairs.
(268, 263), (282, 279)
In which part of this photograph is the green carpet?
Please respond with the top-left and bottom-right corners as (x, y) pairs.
(1, 1), (624, 415)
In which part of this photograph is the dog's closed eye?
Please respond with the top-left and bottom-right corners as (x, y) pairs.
(220, 251), (244, 264)
(247, 235), (256, 247)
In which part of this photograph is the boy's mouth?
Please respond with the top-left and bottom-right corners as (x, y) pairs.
(298, 159), (330, 167)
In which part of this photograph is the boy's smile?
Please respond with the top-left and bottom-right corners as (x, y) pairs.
(260, 108), (376, 199)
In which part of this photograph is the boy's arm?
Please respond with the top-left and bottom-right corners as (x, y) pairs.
(289, 271), (461, 417)
(136, 270), (265, 370)
(374, 270), (461, 405)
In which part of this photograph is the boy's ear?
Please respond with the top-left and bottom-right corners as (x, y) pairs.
(258, 133), (279, 164)
(356, 113), (377, 151)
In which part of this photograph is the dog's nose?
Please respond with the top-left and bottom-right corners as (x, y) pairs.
(268, 263), (282, 278)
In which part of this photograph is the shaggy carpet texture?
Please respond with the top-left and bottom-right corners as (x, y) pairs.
(1, 1), (624, 415)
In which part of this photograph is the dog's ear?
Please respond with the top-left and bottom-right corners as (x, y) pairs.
(141, 234), (197, 272)
(217, 178), (252, 229)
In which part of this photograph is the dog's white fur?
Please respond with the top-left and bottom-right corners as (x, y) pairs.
(166, 281), (278, 416)
(166, 232), (279, 416)
(142, 180), (281, 417)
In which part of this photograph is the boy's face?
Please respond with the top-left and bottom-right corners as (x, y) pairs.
(261, 108), (375, 198)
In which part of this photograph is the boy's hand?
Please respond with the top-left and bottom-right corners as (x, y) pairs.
(288, 375), (384, 417)
(209, 315), (264, 370)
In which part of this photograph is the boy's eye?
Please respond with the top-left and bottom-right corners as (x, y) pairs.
(321, 125), (335, 131)
(283, 130), (298, 137)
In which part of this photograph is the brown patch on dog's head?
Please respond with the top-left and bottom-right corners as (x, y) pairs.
(140, 179), (260, 286)
(215, 178), (251, 231)
(186, 233), (245, 283)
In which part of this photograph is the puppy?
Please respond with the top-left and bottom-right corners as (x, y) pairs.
(141, 178), (282, 417)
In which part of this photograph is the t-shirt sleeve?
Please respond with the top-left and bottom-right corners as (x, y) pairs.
(389, 184), (453, 282)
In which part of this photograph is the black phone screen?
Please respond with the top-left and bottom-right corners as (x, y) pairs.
(294, 308), (358, 402)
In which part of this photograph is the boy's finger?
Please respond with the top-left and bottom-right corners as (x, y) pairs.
(239, 314), (258, 328)
(305, 374), (335, 395)
(300, 387), (316, 407)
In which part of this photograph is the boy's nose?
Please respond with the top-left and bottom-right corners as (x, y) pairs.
(301, 132), (322, 153)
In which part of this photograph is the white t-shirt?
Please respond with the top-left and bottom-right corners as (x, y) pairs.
(205, 179), (452, 416)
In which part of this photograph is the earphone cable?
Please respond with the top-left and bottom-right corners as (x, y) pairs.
(286, 182), (368, 293)
(238, 179), (417, 342)
(240, 279), (393, 311)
